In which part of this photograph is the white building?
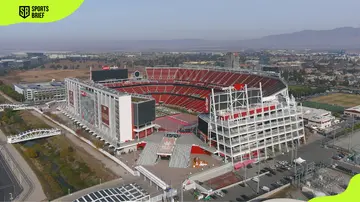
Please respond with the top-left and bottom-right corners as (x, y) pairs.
(301, 107), (335, 129)
(14, 81), (65, 103)
(344, 105), (360, 118)
(198, 84), (305, 163)
(63, 78), (132, 148)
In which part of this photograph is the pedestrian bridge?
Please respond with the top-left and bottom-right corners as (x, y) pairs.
(0, 104), (29, 112)
(7, 128), (62, 144)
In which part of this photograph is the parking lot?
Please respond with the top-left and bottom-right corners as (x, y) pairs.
(183, 159), (297, 201)
(181, 135), (360, 201)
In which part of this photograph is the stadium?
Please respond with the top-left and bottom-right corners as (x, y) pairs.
(61, 66), (306, 199)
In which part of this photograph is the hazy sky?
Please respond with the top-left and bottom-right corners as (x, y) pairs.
(1, 0), (360, 41)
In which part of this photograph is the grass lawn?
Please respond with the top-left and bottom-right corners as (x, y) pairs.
(309, 93), (360, 108)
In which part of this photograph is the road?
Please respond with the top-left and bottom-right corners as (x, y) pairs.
(0, 151), (21, 202)
(0, 130), (47, 202)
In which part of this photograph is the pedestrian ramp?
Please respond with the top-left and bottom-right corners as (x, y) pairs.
(169, 144), (192, 168)
(137, 142), (159, 166)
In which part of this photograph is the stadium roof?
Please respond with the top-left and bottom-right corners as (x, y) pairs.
(73, 183), (150, 202)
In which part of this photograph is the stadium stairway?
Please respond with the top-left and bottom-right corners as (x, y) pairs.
(169, 144), (192, 168)
(137, 142), (159, 166)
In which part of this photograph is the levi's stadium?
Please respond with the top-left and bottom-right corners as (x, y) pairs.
(61, 65), (306, 199)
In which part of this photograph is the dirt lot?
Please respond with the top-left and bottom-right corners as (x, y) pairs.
(309, 93), (360, 108)
(43, 60), (107, 70)
(1, 68), (91, 84)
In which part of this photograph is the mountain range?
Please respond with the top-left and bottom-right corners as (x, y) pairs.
(2, 27), (360, 52)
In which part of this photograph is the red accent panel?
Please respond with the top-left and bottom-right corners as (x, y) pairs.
(234, 114), (239, 118)
(264, 107), (269, 111)
(270, 105), (275, 110)
(233, 83), (245, 91)
(191, 146), (211, 155)
(241, 112), (247, 117)
(138, 131), (146, 139)
(137, 142), (146, 148)
(256, 108), (262, 113)
(101, 105), (110, 126)
(249, 110), (255, 115)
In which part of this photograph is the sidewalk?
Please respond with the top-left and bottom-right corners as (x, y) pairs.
(0, 130), (47, 202)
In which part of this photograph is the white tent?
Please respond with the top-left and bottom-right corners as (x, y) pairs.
(294, 157), (306, 164)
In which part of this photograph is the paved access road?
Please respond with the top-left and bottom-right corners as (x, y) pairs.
(0, 152), (21, 202)
(0, 130), (47, 202)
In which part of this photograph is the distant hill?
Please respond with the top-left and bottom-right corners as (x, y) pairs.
(2, 27), (360, 52)
(69, 27), (360, 51)
(237, 27), (360, 49)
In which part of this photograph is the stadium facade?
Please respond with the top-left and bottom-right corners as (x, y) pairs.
(64, 78), (133, 147)
(198, 83), (305, 163)
(63, 67), (305, 162)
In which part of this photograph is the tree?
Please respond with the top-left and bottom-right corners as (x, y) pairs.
(26, 148), (38, 158)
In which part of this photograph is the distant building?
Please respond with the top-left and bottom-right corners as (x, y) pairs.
(0, 59), (15, 68)
(224, 52), (240, 68)
(344, 105), (360, 118)
(301, 106), (335, 129)
(14, 81), (66, 103)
